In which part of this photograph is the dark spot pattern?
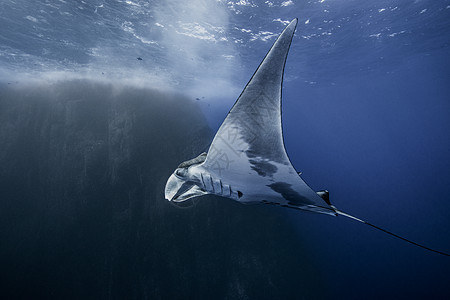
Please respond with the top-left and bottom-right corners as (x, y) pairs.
(267, 182), (310, 206)
(249, 158), (278, 177)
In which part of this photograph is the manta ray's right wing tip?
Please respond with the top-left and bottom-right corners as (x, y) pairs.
(284, 18), (298, 33)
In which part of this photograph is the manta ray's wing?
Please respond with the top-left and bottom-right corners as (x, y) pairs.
(202, 19), (334, 215)
(204, 20), (296, 172)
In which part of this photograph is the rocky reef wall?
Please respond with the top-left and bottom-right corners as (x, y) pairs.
(0, 80), (323, 299)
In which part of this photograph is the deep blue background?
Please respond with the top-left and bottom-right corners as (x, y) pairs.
(283, 50), (450, 299)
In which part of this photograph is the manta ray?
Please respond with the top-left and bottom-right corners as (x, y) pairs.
(165, 19), (449, 256)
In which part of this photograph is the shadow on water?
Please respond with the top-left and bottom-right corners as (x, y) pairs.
(0, 80), (324, 299)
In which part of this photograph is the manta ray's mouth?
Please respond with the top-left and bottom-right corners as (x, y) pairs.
(172, 184), (192, 201)
(164, 173), (184, 201)
(165, 173), (206, 202)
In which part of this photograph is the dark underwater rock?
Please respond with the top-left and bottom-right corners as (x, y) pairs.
(0, 80), (324, 299)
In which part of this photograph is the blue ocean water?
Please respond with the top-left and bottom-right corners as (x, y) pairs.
(1, 0), (449, 299)
(282, 2), (450, 298)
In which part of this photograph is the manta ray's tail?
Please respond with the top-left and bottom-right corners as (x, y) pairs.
(334, 209), (450, 257)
